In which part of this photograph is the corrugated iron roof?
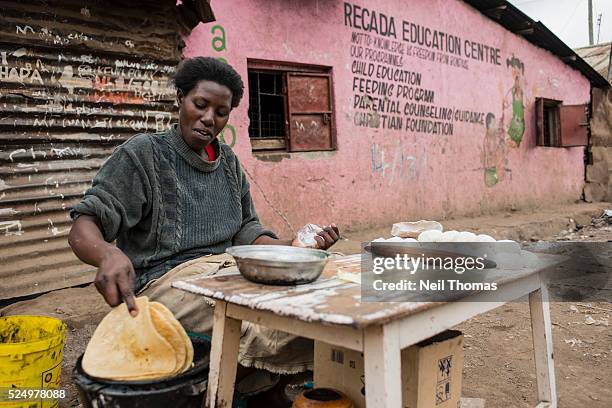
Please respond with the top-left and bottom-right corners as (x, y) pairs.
(464, 0), (610, 88)
(575, 42), (612, 83)
(176, 0), (215, 34)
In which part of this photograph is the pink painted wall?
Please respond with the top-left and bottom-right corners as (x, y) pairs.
(183, 0), (591, 237)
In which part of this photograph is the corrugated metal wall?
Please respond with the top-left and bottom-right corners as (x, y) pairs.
(0, 0), (180, 299)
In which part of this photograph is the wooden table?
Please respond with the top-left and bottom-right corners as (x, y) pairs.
(173, 254), (558, 408)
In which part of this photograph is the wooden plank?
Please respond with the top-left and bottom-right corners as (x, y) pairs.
(226, 303), (363, 351)
(250, 137), (286, 151)
(172, 261), (367, 326)
(206, 301), (242, 408)
(173, 257), (435, 328)
(363, 323), (402, 408)
(396, 273), (541, 348)
(529, 284), (557, 407)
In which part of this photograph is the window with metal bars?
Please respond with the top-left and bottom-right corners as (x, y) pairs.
(247, 60), (335, 152)
(248, 71), (286, 140)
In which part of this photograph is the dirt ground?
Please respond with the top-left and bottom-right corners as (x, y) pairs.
(1, 201), (611, 407)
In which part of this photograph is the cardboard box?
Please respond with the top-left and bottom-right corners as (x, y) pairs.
(314, 330), (464, 408)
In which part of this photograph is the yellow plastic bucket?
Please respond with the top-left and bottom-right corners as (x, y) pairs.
(0, 316), (67, 408)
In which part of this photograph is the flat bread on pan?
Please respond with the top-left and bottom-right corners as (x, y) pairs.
(150, 301), (194, 373)
(82, 296), (176, 380)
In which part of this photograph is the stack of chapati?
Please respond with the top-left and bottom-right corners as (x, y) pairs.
(82, 296), (194, 380)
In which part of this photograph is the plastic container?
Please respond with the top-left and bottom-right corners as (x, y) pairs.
(0, 315), (67, 408)
(73, 336), (211, 408)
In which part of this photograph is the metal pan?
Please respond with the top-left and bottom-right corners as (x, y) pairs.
(225, 245), (331, 285)
(365, 243), (498, 269)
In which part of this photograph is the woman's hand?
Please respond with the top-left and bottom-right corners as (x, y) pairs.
(95, 247), (138, 315)
(255, 223), (340, 250)
(313, 224), (340, 250)
(69, 215), (138, 316)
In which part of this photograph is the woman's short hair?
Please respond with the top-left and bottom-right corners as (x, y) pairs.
(506, 55), (524, 74)
(173, 57), (244, 108)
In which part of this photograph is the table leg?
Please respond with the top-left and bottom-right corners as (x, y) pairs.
(206, 300), (242, 408)
(363, 323), (402, 408)
(529, 284), (557, 408)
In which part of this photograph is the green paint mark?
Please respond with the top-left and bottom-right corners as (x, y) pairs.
(484, 167), (499, 187)
(211, 25), (227, 52)
(209, 25), (232, 145)
(220, 124), (236, 147)
(506, 55), (525, 147)
(483, 112), (510, 187)
(507, 92), (525, 146)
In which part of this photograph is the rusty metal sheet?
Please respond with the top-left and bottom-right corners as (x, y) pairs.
(0, 0), (180, 300)
(560, 104), (589, 147)
(287, 74), (331, 112)
(289, 114), (333, 152)
(177, 0), (215, 34)
(286, 73), (334, 152)
(575, 43), (611, 83)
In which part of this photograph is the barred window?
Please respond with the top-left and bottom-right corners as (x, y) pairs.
(247, 60), (336, 152)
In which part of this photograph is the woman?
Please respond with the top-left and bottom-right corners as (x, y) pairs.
(69, 57), (339, 375)
(505, 55), (525, 147)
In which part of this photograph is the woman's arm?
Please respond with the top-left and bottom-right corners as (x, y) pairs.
(69, 215), (138, 315)
(69, 140), (152, 315)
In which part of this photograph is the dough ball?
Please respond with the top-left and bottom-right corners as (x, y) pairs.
(438, 230), (460, 242)
(417, 230), (443, 242)
(476, 234), (496, 242)
(456, 231), (478, 242)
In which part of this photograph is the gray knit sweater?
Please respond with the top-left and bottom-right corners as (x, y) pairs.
(71, 125), (277, 290)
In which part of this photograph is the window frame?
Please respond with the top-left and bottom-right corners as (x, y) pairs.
(536, 97), (562, 147)
(535, 97), (589, 147)
(247, 59), (337, 153)
(247, 69), (288, 150)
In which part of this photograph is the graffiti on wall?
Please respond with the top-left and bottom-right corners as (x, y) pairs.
(371, 141), (427, 184)
(7, 25), (176, 106)
(210, 24), (236, 148)
(0, 45), (176, 134)
(482, 112), (511, 187)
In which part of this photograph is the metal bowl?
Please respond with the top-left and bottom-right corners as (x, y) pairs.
(225, 245), (330, 285)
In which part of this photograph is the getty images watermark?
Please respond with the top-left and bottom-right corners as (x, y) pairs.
(360, 241), (612, 302)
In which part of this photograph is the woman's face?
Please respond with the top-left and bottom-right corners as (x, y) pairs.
(512, 67), (521, 83)
(178, 80), (232, 152)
